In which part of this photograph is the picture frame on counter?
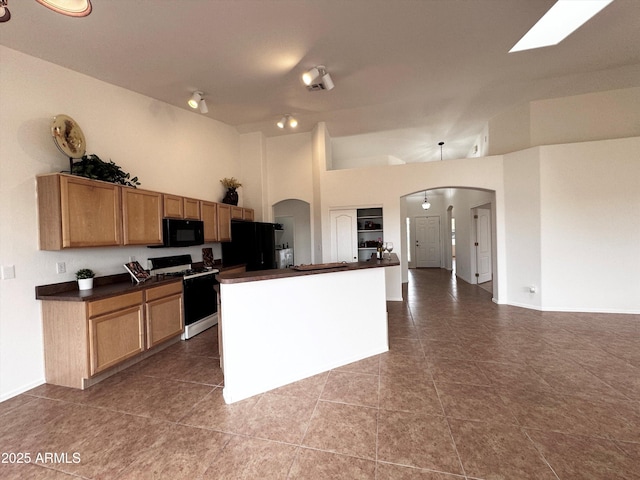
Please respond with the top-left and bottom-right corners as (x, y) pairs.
(124, 261), (151, 283)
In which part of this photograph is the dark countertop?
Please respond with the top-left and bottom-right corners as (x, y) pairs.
(35, 273), (183, 302)
(217, 254), (399, 285)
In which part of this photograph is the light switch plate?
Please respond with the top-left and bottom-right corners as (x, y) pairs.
(1, 265), (16, 280)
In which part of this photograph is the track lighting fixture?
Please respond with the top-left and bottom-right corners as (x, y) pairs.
(0, 0), (11, 23)
(421, 191), (431, 210)
(198, 98), (208, 114)
(277, 114), (298, 129)
(35, 0), (92, 17)
(188, 92), (208, 114)
(188, 92), (203, 109)
(301, 65), (334, 91)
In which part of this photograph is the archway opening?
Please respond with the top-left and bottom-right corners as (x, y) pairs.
(401, 187), (497, 300)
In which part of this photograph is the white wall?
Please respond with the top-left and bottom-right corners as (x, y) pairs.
(531, 88), (640, 147)
(489, 87), (640, 156)
(503, 148), (542, 309)
(0, 47), (241, 400)
(539, 138), (640, 313)
(239, 132), (266, 220)
(265, 133), (314, 220)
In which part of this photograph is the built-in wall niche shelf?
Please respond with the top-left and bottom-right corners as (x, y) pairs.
(357, 207), (383, 261)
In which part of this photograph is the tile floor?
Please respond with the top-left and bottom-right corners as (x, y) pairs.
(1, 268), (639, 479)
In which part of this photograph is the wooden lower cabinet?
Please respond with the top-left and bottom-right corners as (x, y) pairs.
(89, 304), (144, 376)
(42, 282), (183, 389)
(145, 283), (184, 349)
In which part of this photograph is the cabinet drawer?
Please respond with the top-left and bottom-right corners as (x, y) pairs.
(145, 282), (183, 302)
(88, 292), (143, 318)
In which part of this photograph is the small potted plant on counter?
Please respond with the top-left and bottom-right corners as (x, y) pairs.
(76, 268), (95, 290)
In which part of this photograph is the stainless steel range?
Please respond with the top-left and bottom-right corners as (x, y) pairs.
(148, 254), (218, 340)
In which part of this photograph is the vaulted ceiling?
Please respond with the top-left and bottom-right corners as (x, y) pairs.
(1, 0), (639, 163)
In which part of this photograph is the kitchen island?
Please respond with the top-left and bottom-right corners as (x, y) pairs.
(216, 254), (400, 404)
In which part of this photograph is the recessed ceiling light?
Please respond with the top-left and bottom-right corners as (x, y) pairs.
(509, 0), (613, 53)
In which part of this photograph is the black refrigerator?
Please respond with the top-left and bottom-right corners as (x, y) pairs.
(222, 221), (277, 271)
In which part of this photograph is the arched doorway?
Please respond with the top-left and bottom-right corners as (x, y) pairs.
(401, 187), (497, 299)
(273, 199), (312, 266)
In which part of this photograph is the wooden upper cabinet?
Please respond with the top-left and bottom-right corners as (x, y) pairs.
(163, 194), (201, 220)
(201, 201), (219, 242)
(183, 197), (201, 220)
(217, 203), (232, 242)
(163, 194), (184, 219)
(231, 206), (243, 220)
(122, 187), (163, 245)
(37, 174), (122, 250)
(243, 208), (254, 221)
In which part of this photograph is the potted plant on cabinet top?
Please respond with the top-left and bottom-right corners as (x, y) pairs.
(220, 177), (242, 205)
(76, 268), (95, 290)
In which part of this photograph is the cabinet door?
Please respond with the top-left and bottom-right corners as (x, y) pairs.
(122, 188), (163, 245)
(183, 198), (201, 220)
(217, 204), (232, 242)
(231, 206), (243, 220)
(163, 194), (184, 219)
(243, 208), (254, 221)
(201, 201), (219, 242)
(89, 305), (144, 376)
(146, 293), (184, 349)
(60, 175), (122, 248)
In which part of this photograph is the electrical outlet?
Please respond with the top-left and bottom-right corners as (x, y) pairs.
(56, 262), (66, 274)
(1, 265), (16, 280)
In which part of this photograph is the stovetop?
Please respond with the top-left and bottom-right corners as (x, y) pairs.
(148, 254), (218, 279)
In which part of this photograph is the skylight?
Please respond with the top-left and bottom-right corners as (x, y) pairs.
(509, 0), (614, 52)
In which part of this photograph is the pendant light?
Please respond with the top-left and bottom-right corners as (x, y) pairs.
(421, 191), (431, 210)
(439, 141), (444, 161)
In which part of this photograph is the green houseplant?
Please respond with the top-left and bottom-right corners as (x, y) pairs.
(71, 154), (141, 187)
(75, 268), (95, 291)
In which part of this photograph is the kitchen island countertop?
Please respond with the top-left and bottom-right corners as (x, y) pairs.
(217, 254), (399, 284)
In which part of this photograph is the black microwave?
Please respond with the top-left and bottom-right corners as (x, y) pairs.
(158, 218), (204, 248)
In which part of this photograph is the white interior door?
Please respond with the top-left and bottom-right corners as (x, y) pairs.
(416, 216), (441, 268)
(475, 207), (492, 283)
(330, 209), (357, 262)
